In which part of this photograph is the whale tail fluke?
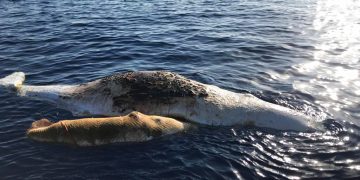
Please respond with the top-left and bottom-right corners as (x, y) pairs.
(0, 72), (25, 91)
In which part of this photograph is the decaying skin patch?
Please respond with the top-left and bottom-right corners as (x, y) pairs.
(26, 111), (190, 146)
(69, 71), (209, 115)
(109, 72), (208, 115)
(102, 71), (208, 99)
(29, 118), (53, 129)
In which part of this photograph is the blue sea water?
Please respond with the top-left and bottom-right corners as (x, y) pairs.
(0, 0), (360, 179)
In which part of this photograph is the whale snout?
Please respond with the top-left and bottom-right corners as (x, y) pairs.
(27, 119), (64, 143)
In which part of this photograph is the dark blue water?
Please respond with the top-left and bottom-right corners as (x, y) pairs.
(1, 0), (360, 179)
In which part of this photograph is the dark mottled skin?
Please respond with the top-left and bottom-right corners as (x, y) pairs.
(67, 71), (208, 116)
(104, 72), (208, 112)
(101, 71), (208, 99)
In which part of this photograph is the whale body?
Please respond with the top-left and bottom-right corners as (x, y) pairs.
(1, 71), (316, 131)
(27, 111), (190, 146)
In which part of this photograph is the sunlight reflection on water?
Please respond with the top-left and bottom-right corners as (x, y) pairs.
(293, 0), (360, 122)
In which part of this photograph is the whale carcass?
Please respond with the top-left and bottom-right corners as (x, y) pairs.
(0, 71), (316, 131)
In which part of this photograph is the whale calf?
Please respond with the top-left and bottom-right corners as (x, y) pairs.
(27, 111), (190, 146)
(1, 71), (317, 131)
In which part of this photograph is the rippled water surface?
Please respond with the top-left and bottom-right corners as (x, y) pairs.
(1, 0), (360, 179)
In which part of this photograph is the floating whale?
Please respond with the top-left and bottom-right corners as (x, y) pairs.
(27, 111), (190, 146)
(1, 71), (317, 131)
